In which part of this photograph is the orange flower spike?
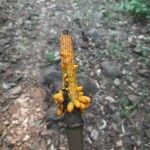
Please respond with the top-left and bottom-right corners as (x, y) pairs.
(60, 32), (78, 102)
(54, 30), (92, 113)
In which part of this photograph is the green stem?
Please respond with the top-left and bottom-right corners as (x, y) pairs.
(64, 109), (84, 150)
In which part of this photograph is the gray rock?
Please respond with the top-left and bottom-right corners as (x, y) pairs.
(44, 106), (63, 122)
(113, 78), (121, 86)
(101, 60), (122, 78)
(145, 129), (150, 139)
(30, 141), (40, 150)
(79, 75), (98, 96)
(2, 82), (15, 90)
(39, 68), (61, 92)
(0, 62), (9, 72)
(87, 28), (100, 40)
(90, 129), (99, 140)
(132, 48), (142, 54)
(0, 39), (8, 46)
(138, 69), (150, 79)
(8, 85), (22, 95)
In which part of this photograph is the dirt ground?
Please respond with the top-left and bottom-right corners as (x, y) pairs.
(0, 0), (150, 150)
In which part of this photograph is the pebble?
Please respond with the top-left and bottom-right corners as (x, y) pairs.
(96, 69), (101, 76)
(6, 136), (16, 144)
(79, 75), (98, 96)
(86, 136), (92, 144)
(8, 85), (22, 95)
(116, 140), (123, 147)
(22, 135), (30, 142)
(128, 94), (137, 103)
(50, 144), (57, 150)
(12, 120), (19, 125)
(36, 108), (42, 112)
(90, 129), (99, 140)
(2, 82), (15, 90)
(3, 120), (9, 126)
(132, 48), (142, 54)
(54, 51), (60, 61)
(145, 129), (150, 139)
(105, 96), (116, 103)
(113, 78), (121, 86)
(101, 61), (122, 78)
(44, 107), (62, 121)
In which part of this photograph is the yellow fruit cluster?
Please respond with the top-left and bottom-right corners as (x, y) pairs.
(53, 32), (91, 116)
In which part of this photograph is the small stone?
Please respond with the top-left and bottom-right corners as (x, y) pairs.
(0, 39), (8, 46)
(8, 85), (22, 95)
(30, 141), (40, 150)
(44, 107), (63, 122)
(87, 28), (101, 41)
(40, 139), (47, 150)
(60, 146), (67, 150)
(36, 108), (41, 112)
(54, 51), (60, 61)
(105, 96), (116, 103)
(128, 94), (137, 103)
(86, 136), (92, 144)
(114, 78), (121, 86)
(47, 139), (51, 145)
(111, 113), (122, 122)
(0, 62), (9, 72)
(101, 61), (122, 78)
(132, 48), (142, 54)
(7, 136), (16, 144)
(3, 120), (9, 126)
(2, 82), (15, 90)
(90, 129), (99, 140)
(22, 135), (30, 142)
(41, 130), (53, 136)
(50, 144), (56, 150)
(12, 120), (19, 125)
(116, 140), (123, 147)
(145, 129), (150, 139)
(138, 69), (150, 79)
(138, 35), (144, 39)
(39, 68), (61, 91)
(79, 76), (98, 96)
(99, 119), (107, 130)
(96, 69), (101, 76)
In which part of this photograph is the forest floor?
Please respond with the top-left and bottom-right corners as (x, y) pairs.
(0, 0), (150, 150)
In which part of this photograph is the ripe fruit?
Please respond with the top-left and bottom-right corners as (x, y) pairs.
(53, 92), (63, 100)
(56, 108), (63, 116)
(78, 96), (91, 104)
(60, 104), (64, 111)
(78, 96), (88, 104)
(74, 100), (81, 108)
(67, 101), (74, 112)
(80, 103), (86, 110)
(85, 96), (91, 103)
(58, 96), (64, 103)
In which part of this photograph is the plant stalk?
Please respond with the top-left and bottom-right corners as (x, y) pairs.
(64, 109), (84, 150)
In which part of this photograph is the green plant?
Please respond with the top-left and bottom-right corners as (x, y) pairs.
(138, 45), (150, 67)
(119, 97), (136, 118)
(117, 0), (150, 21)
(45, 52), (56, 64)
(118, 89), (148, 118)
